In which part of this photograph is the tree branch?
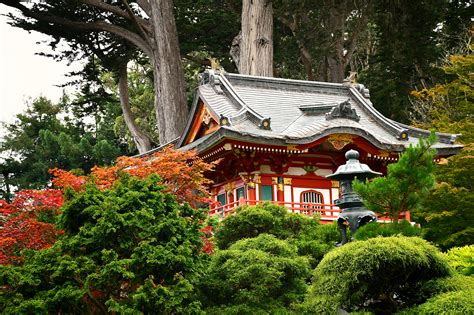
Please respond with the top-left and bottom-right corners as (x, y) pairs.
(137, 0), (151, 17)
(121, 0), (151, 43)
(80, 0), (151, 33)
(1, 1), (153, 58)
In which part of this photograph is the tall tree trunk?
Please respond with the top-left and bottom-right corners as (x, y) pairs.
(238, 0), (273, 76)
(118, 64), (152, 154)
(149, 0), (188, 145)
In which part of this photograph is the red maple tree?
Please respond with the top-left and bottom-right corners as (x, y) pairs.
(0, 189), (64, 265)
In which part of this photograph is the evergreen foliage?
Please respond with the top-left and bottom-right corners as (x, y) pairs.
(442, 245), (474, 276)
(305, 237), (451, 314)
(411, 47), (474, 249)
(353, 133), (437, 221)
(354, 220), (423, 241)
(201, 234), (310, 314)
(0, 96), (128, 196)
(0, 175), (207, 314)
(214, 203), (339, 266)
(400, 290), (474, 314)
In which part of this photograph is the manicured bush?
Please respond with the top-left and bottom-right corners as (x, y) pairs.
(305, 237), (451, 314)
(214, 203), (339, 266)
(400, 290), (474, 314)
(416, 274), (474, 300)
(354, 220), (423, 241)
(201, 234), (311, 314)
(292, 222), (340, 267)
(442, 245), (474, 276)
(214, 203), (304, 249)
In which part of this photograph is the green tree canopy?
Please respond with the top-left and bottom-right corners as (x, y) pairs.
(353, 133), (437, 221)
(411, 47), (474, 249)
(0, 95), (128, 196)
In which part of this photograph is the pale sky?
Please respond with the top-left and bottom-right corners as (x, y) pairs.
(0, 4), (81, 126)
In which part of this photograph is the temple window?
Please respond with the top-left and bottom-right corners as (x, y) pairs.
(301, 190), (324, 209)
(236, 187), (246, 199)
(217, 193), (226, 206)
(260, 185), (273, 201)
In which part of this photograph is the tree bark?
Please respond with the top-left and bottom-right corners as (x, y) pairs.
(117, 64), (152, 154)
(149, 0), (189, 144)
(239, 0), (273, 77)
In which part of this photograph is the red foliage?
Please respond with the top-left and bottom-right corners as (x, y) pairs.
(50, 146), (217, 207)
(200, 225), (215, 255)
(0, 189), (64, 265)
(49, 168), (87, 191)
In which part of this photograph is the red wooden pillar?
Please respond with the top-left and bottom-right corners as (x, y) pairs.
(247, 185), (256, 205)
(276, 177), (285, 203)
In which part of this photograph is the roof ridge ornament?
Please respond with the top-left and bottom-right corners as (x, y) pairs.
(326, 98), (360, 122)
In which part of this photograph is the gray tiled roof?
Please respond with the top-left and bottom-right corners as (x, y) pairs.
(178, 70), (462, 155)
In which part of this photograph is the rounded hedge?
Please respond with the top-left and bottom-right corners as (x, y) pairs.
(305, 236), (451, 314)
(214, 203), (320, 249)
(201, 234), (311, 313)
(402, 289), (474, 314)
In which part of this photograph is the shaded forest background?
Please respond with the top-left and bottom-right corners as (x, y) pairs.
(0, 0), (472, 215)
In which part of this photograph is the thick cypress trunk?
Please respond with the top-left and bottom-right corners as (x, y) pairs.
(238, 0), (273, 77)
(117, 64), (152, 154)
(149, 0), (188, 145)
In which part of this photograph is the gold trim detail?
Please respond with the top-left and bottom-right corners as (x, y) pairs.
(224, 182), (235, 194)
(328, 134), (354, 150)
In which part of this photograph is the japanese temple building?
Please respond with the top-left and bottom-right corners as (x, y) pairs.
(169, 69), (462, 222)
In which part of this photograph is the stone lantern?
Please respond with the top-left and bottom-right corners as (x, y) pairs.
(327, 149), (382, 246)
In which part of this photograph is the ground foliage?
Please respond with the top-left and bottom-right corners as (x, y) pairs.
(305, 237), (452, 314)
(0, 175), (208, 314)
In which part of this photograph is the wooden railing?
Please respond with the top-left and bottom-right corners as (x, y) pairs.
(209, 198), (411, 223)
(209, 198), (340, 221)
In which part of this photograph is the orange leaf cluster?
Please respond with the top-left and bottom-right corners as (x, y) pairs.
(49, 168), (87, 191)
(50, 146), (217, 207)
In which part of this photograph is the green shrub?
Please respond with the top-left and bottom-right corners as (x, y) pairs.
(416, 274), (474, 301)
(305, 237), (451, 314)
(214, 203), (320, 249)
(442, 245), (474, 276)
(354, 220), (423, 241)
(214, 203), (340, 266)
(400, 290), (474, 314)
(291, 222), (340, 267)
(201, 234), (311, 314)
(0, 175), (207, 314)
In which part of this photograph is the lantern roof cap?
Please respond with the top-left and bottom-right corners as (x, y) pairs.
(327, 149), (382, 180)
